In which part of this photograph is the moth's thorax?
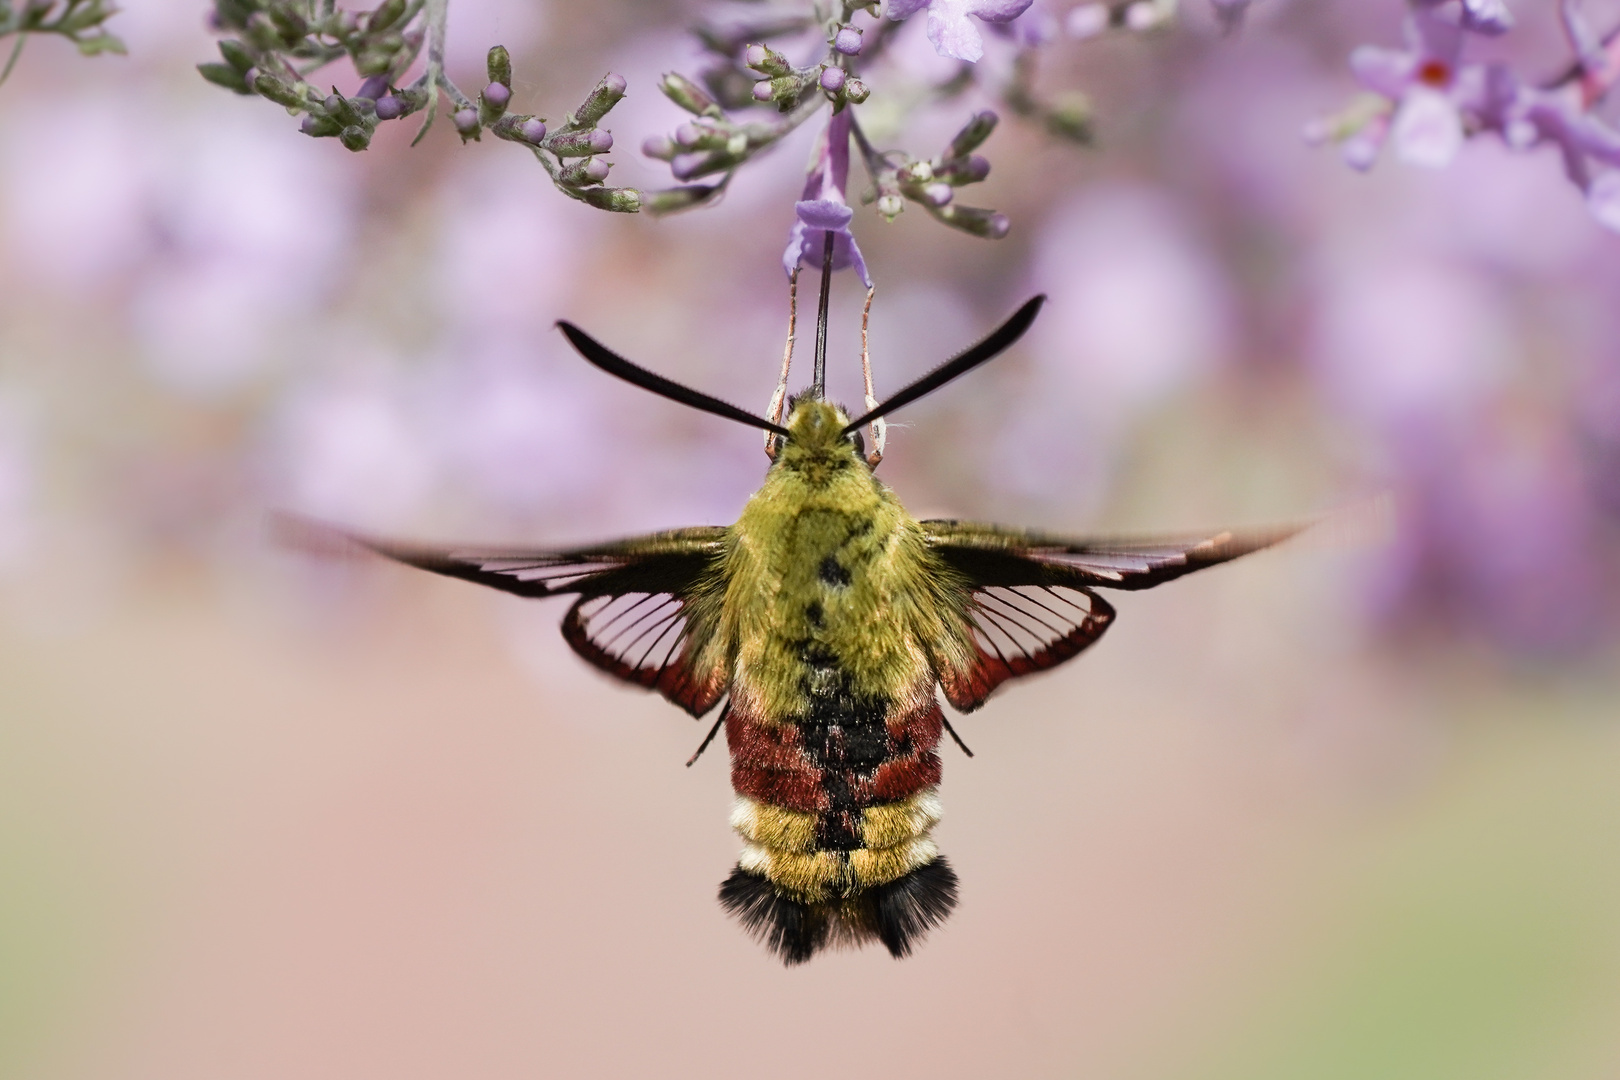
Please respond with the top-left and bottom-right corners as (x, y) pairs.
(720, 402), (947, 720)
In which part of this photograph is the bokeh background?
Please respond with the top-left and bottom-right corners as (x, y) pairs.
(4, 1), (1620, 1077)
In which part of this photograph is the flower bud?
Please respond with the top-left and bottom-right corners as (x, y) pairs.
(198, 62), (252, 94)
(751, 80), (774, 103)
(671, 150), (732, 181)
(268, 5), (309, 44)
(572, 73), (627, 128)
(660, 72), (717, 116)
(844, 78), (870, 104)
(378, 95), (405, 119)
(935, 205), (1009, 238)
(877, 194), (905, 219)
(245, 12), (282, 50)
(368, 0), (407, 33)
(300, 114), (341, 137)
(253, 70), (303, 108)
(454, 108), (481, 138)
(948, 110), (999, 158)
(558, 158), (611, 186)
(819, 66), (846, 93)
(645, 184), (722, 215)
(546, 128), (613, 156)
(745, 44), (791, 76)
(481, 81), (511, 124)
(936, 154), (990, 184)
(833, 26), (863, 55)
(324, 94), (364, 127)
(519, 117), (547, 143)
(922, 183), (953, 206)
(577, 187), (642, 213)
(357, 74), (390, 101)
(217, 38), (254, 74)
(486, 45), (512, 88)
(675, 122), (704, 147)
(642, 135), (677, 160)
(340, 125), (372, 151)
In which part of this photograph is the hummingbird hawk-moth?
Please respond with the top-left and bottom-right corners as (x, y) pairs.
(302, 276), (1295, 965)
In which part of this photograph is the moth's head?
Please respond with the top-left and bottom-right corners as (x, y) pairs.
(775, 397), (867, 469)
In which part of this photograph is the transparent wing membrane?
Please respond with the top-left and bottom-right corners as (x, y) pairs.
(939, 585), (1116, 711)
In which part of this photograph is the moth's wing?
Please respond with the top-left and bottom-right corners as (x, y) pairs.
(281, 516), (730, 718)
(920, 519), (1300, 711)
(921, 519), (1303, 590)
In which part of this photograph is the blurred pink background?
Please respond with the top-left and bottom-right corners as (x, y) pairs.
(3, 1), (1620, 1078)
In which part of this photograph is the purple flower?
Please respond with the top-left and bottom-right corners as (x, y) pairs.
(1474, 63), (1620, 231)
(782, 109), (872, 287)
(1344, 8), (1478, 169)
(887, 0), (1036, 63)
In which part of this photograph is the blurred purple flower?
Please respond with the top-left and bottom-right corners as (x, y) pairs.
(783, 108), (872, 287)
(887, 0), (1036, 62)
(270, 364), (438, 530)
(1343, 8), (1478, 169)
(1375, 409), (1606, 654)
(1414, 0), (1513, 35)
(1210, 0), (1253, 33)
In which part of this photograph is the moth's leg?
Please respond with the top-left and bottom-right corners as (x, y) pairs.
(859, 284), (886, 468)
(766, 269), (798, 460)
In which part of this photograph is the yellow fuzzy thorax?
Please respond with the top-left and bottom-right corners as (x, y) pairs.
(707, 400), (975, 720)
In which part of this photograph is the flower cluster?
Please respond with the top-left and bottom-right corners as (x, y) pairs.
(1308, 0), (1620, 232)
(0, 0), (125, 88)
(640, 0), (1170, 286)
(198, 0), (638, 212)
(193, 0), (1261, 275)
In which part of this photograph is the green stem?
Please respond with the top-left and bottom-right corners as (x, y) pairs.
(0, 33), (27, 91)
(411, 0), (450, 145)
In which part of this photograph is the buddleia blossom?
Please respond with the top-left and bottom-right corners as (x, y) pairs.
(1308, 6), (1481, 170)
(886, 0), (1036, 62)
(1309, 0), (1620, 232)
(197, 1), (637, 212)
(784, 109), (872, 288)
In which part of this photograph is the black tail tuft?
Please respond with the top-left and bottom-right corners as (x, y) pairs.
(718, 868), (829, 965)
(718, 858), (960, 965)
(869, 857), (959, 959)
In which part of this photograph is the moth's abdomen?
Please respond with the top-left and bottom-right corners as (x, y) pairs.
(718, 693), (959, 964)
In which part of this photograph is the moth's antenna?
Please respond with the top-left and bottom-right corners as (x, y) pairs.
(842, 294), (1046, 433)
(811, 230), (835, 400)
(557, 321), (791, 437)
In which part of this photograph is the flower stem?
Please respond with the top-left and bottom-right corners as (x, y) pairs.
(0, 33), (27, 92)
(411, 0), (451, 146)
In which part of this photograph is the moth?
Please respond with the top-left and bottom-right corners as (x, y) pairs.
(303, 272), (1295, 965)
